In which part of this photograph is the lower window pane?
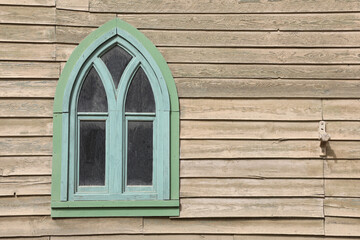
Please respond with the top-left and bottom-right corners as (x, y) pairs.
(127, 121), (153, 186)
(79, 120), (106, 186)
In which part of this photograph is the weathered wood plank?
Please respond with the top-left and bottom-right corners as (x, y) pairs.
(181, 140), (321, 159)
(327, 122), (360, 140)
(325, 160), (360, 178)
(0, 118), (52, 137)
(325, 179), (360, 197)
(0, 196), (50, 216)
(179, 198), (323, 218)
(0, 62), (59, 79)
(0, 6), (55, 25)
(53, 236), (233, 240)
(170, 64), (360, 80)
(0, 43), (55, 61)
(326, 141), (360, 159)
(91, 0), (360, 13)
(180, 178), (324, 197)
(58, 28), (360, 47)
(0, 25), (55, 42)
(325, 198), (360, 218)
(118, 13), (360, 31)
(56, 0), (88, 11)
(0, 156), (51, 176)
(0, 80), (56, 98)
(162, 47), (360, 64)
(235, 236), (357, 240)
(0, 216), (142, 237)
(56, 9), (115, 27)
(180, 121), (318, 140)
(325, 217), (360, 236)
(176, 79), (360, 99)
(0, 238), (49, 240)
(55, 44), (75, 61)
(0, 137), (52, 156)
(143, 218), (323, 235)
(0, 100), (53, 117)
(323, 100), (360, 120)
(0, 176), (51, 196)
(180, 99), (322, 121)
(0, 0), (54, 6)
(180, 159), (323, 178)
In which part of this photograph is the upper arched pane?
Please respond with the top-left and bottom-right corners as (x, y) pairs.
(78, 67), (108, 112)
(125, 67), (155, 113)
(100, 45), (132, 89)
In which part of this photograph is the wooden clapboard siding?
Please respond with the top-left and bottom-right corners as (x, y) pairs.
(53, 236), (234, 240)
(326, 122), (360, 140)
(323, 100), (360, 120)
(325, 198), (360, 218)
(180, 179), (324, 197)
(180, 140), (320, 159)
(0, 43), (55, 61)
(0, 0), (54, 6)
(56, 26), (94, 43)
(325, 160), (360, 178)
(55, 44), (75, 61)
(0, 137), (52, 156)
(0, 118), (53, 136)
(90, 0), (360, 13)
(179, 198), (323, 218)
(0, 81), (57, 98)
(180, 121), (318, 139)
(176, 79), (360, 99)
(325, 217), (360, 236)
(180, 99), (322, 121)
(0, 100), (53, 117)
(116, 13), (360, 31)
(0, 6), (55, 24)
(0, 62), (59, 79)
(0, 176), (51, 196)
(326, 141), (360, 159)
(0, 196), (50, 216)
(180, 160), (323, 178)
(0, 156), (51, 176)
(56, 0), (89, 11)
(325, 180), (360, 197)
(56, 9), (115, 27)
(0, 25), (55, 42)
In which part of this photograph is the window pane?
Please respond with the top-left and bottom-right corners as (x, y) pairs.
(101, 45), (132, 88)
(78, 67), (108, 112)
(125, 67), (155, 113)
(127, 121), (153, 186)
(79, 121), (106, 186)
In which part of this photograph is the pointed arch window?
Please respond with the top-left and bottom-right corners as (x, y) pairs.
(51, 19), (179, 217)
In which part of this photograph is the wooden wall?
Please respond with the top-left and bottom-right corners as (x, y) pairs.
(0, 0), (360, 239)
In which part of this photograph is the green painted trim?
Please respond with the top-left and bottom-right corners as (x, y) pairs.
(170, 111), (180, 199)
(51, 113), (62, 202)
(52, 207), (179, 218)
(52, 200), (179, 208)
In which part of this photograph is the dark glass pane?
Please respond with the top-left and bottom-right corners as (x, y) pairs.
(100, 45), (132, 88)
(79, 121), (106, 186)
(125, 67), (155, 113)
(127, 121), (153, 186)
(78, 67), (108, 112)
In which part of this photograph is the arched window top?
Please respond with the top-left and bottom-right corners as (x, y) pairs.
(52, 19), (179, 218)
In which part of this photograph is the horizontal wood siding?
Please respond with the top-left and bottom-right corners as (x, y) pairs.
(0, 0), (359, 239)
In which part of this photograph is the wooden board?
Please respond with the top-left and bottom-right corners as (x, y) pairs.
(325, 217), (360, 236)
(0, 0), (54, 6)
(0, 137), (52, 156)
(179, 198), (323, 218)
(56, 9), (115, 27)
(325, 198), (360, 218)
(0, 6), (55, 25)
(326, 141), (360, 159)
(235, 237), (357, 240)
(180, 178), (324, 197)
(323, 100), (360, 120)
(55, 44), (75, 61)
(53, 236), (233, 240)
(143, 218), (323, 235)
(180, 99), (322, 121)
(0, 176), (51, 196)
(0, 118), (53, 137)
(0, 43), (55, 61)
(0, 62), (59, 79)
(180, 159), (323, 178)
(0, 25), (55, 42)
(56, 26), (95, 44)
(0, 100), (53, 117)
(0, 80), (56, 98)
(117, 13), (360, 31)
(325, 179), (360, 197)
(180, 140), (321, 159)
(0, 196), (50, 216)
(180, 121), (318, 140)
(325, 160), (360, 178)
(0, 156), (51, 176)
(326, 122), (360, 140)
(56, 0), (89, 11)
(0, 216), (142, 237)
(90, 0), (360, 13)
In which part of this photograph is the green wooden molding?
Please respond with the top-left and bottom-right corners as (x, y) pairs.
(52, 18), (179, 218)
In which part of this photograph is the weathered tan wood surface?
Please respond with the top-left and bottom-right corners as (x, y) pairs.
(0, 156), (51, 176)
(0, 196), (50, 216)
(0, 176), (51, 196)
(325, 198), (360, 218)
(325, 180), (360, 197)
(0, 25), (55, 42)
(0, 100), (53, 117)
(0, 6), (55, 24)
(0, 62), (59, 79)
(325, 160), (360, 178)
(0, 137), (52, 156)
(0, 43), (55, 61)
(325, 217), (360, 236)
(0, 0), (54, 6)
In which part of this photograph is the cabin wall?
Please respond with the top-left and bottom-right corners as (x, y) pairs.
(0, 0), (360, 238)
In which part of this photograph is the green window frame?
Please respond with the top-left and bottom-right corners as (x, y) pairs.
(51, 19), (179, 218)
